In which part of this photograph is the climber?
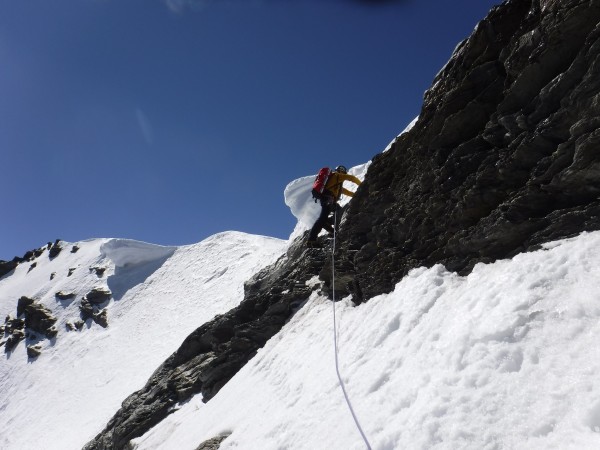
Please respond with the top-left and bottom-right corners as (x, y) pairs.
(306, 165), (362, 248)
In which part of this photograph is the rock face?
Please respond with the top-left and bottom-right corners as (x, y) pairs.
(84, 287), (112, 305)
(85, 1), (600, 447)
(332, 0), (600, 302)
(17, 296), (58, 339)
(0, 259), (19, 278)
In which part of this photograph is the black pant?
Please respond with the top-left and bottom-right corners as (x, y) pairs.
(308, 195), (340, 241)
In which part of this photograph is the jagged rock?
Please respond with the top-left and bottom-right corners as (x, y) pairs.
(5, 330), (25, 352)
(93, 309), (109, 328)
(71, 245), (80, 253)
(4, 317), (25, 353)
(66, 320), (85, 331)
(196, 434), (231, 450)
(55, 291), (76, 301)
(49, 241), (62, 259)
(68, 268), (76, 277)
(84, 287), (112, 305)
(90, 266), (107, 277)
(85, 1), (600, 447)
(330, 0), (600, 302)
(50, 272), (56, 280)
(5, 316), (25, 332)
(79, 299), (95, 321)
(17, 296), (58, 339)
(0, 259), (19, 278)
(28, 262), (37, 272)
(27, 345), (42, 358)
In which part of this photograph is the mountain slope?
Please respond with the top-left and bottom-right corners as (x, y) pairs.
(83, 1), (600, 447)
(0, 233), (286, 450)
(132, 231), (600, 450)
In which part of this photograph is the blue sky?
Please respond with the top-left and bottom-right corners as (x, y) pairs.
(1, 0), (500, 260)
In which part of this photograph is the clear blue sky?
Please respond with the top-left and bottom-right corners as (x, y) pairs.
(1, 0), (500, 260)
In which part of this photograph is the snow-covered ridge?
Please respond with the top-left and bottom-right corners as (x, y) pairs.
(100, 239), (176, 268)
(0, 232), (287, 450)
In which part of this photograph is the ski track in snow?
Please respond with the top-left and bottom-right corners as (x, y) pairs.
(133, 231), (600, 450)
(0, 232), (286, 450)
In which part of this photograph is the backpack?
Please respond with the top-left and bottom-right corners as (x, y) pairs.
(311, 167), (332, 202)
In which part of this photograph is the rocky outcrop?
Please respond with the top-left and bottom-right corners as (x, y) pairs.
(86, 0), (600, 447)
(1, 239), (62, 279)
(2, 316), (26, 353)
(85, 287), (112, 305)
(55, 291), (76, 301)
(332, 0), (600, 302)
(196, 434), (231, 450)
(48, 240), (63, 259)
(0, 259), (19, 278)
(17, 296), (58, 339)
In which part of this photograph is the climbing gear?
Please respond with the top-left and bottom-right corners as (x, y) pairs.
(312, 167), (332, 202)
(330, 208), (372, 450)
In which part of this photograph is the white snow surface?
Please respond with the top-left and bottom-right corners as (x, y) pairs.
(133, 231), (600, 450)
(0, 232), (286, 450)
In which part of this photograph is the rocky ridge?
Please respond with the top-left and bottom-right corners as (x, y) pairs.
(81, 0), (600, 447)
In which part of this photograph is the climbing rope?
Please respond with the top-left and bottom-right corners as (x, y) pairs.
(331, 207), (373, 450)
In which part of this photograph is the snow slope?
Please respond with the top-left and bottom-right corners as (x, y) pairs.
(0, 232), (286, 450)
(133, 231), (600, 450)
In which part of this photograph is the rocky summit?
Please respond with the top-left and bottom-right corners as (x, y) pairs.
(84, 0), (600, 448)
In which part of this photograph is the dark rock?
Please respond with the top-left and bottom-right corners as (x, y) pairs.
(5, 330), (25, 352)
(4, 316), (26, 353)
(17, 296), (58, 338)
(49, 242), (62, 259)
(196, 434), (231, 450)
(17, 296), (58, 339)
(55, 291), (76, 301)
(90, 266), (107, 277)
(28, 262), (37, 272)
(79, 299), (95, 321)
(68, 268), (76, 277)
(71, 245), (80, 253)
(5, 317), (25, 332)
(93, 309), (109, 328)
(66, 320), (85, 332)
(17, 296), (35, 316)
(27, 345), (42, 358)
(84, 287), (112, 305)
(329, 0), (600, 303)
(0, 260), (19, 278)
(50, 272), (56, 280)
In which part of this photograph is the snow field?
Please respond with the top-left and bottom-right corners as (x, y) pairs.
(134, 231), (600, 450)
(0, 232), (286, 450)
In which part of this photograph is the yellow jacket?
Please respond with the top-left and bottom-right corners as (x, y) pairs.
(325, 172), (362, 200)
